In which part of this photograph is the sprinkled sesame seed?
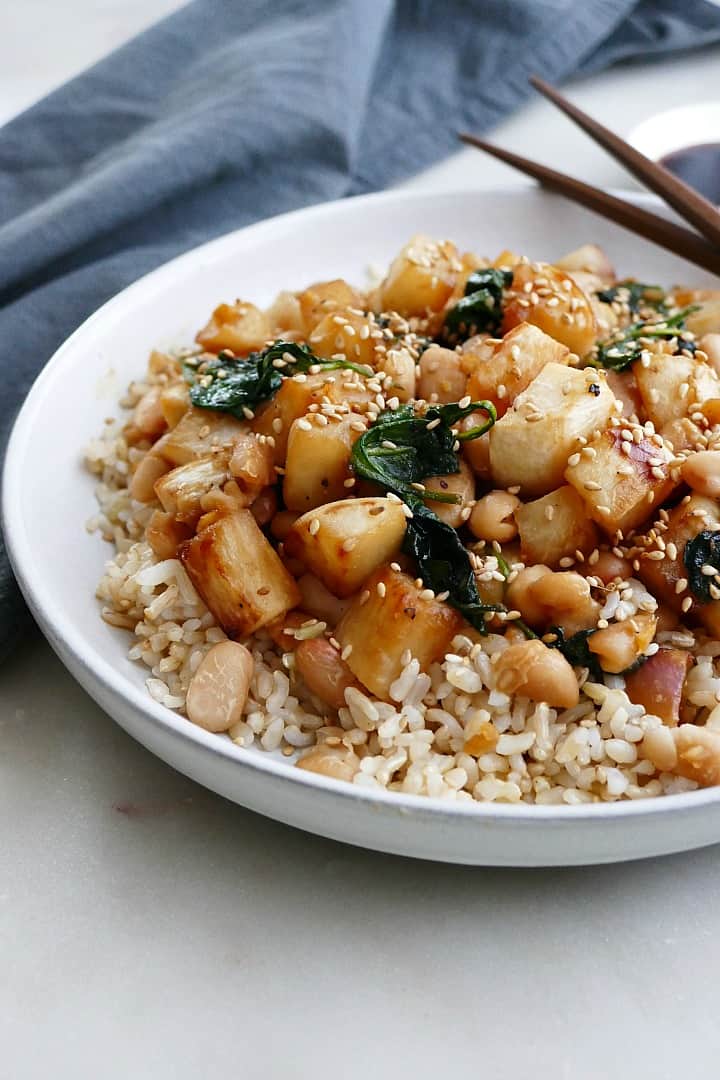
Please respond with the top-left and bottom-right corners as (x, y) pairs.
(682, 596), (693, 613)
(297, 418), (312, 431)
(341, 644), (353, 660)
(359, 590), (370, 605)
(567, 453), (581, 467)
(377, 582), (387, 598)
(309, 518), (320, 535)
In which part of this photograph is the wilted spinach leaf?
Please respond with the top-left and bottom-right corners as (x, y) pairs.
(444, 268), (513, 338)
(683, 530), (720, 604)
(350, 402), (496, 506)
(350, 401), (504, 632)
(185, 341), (369, 418)
(549, 626), (603, 681)
(592, 306), (699, 372)
(596, 281), (666, 315)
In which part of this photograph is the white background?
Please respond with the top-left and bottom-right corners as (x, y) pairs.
(2, 3), (720, 1077)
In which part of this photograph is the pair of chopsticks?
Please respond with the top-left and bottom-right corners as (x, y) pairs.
(459, 76), (720, 277)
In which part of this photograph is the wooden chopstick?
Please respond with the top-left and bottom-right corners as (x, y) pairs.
(458, 134), (720, 277)
(529, 76), (720, 251)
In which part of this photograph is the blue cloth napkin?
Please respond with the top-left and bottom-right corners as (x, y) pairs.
(2, 0), (720, 659)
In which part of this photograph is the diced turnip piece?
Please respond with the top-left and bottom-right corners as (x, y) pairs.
(465, 322), (570, 418)
(515, 485), (598, 567)
(265, 290), (305, 335)
(159, 382), (190, 429)
(606, 370), (643, 419)
(686, 299), (720, 337)
(637, 495), (720, 632)
(181, 510), (300, 636)
(308, 308), (379, 368)
(155, 455), (231, 525)
(634, 349), (719, 429)
(297, 279), (364, 334)
(565, 427), (676, 536)
(283, 413), (365, 511)
(252, 373), (339, 462)
(228, 430), (275, 501)
(196, 301), (270, 355)
(502, 262), (598, 355)
(154, 407), (247, 467)
(587, 612), (657, 674)
(660, 416), (704, 454)
(489, 363), (615, 497)
(287, 498), (407, 597)
(554, 243), (614, 283)
(336, 566), (462, 699)
(625, 648), (691, 725)
(378, 235), (460, 317)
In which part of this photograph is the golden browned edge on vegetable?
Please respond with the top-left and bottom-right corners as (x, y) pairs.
(109, 233), (720, 795)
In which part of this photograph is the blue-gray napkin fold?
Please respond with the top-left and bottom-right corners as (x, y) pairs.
(2, 0), (720, 660)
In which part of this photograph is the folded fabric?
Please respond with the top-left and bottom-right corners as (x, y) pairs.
(2, 0), (720, 660)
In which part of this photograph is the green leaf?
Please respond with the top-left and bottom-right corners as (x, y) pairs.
(185, 341), (371, 418)
(683, 529), (720, 604)
(350, 400), (503, 631)
(402, 507), (505, 633)
(444, 268), (513, 338)
(350, 401), (495, 506)
(592, 305), (699, 372)
(596, 281), (666, 315)
(549, 626), (603, 681)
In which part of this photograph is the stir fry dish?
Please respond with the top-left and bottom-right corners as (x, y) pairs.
(86, 235), (720, 804)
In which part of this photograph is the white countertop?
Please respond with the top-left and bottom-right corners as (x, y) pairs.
(3, 6), (720, 1077)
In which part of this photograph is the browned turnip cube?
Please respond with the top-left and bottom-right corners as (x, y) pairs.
(515, 485), (598, 566)
(196, 301), (270, 355)
(465, 322), (569, 417)
(634, 349), (719, 429)
(565, 427), (677, 536)
(489, 363), (615, 497)
(155, 455), (231, 525)
(181, 511), (300, 636)
(288, 498), (406, 597)
(336, 567), (462, 699)
(155, 407), (246, 467)
(283, 414), (365, 512)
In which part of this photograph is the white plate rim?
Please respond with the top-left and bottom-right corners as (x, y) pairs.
(4, 183), (720, 831)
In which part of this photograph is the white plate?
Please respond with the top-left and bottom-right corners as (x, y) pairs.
(5, 187), (720, 866)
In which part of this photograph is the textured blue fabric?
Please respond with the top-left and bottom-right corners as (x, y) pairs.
(2, 0), (720, 657)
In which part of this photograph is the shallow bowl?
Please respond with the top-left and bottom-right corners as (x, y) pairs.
(5, 186), (720, 865)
